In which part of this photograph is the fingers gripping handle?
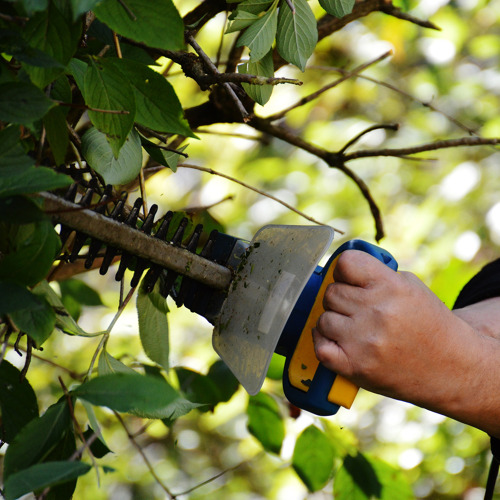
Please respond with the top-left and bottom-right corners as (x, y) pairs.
(282, 240), (398, 416)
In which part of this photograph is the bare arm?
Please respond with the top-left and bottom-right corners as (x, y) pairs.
(454, 297), (500, 341)
(313, 250), (500, 438)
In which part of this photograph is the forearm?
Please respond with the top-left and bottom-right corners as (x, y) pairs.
(441, 298), (500, 437)
(453, 297), (500, 340)
(419, 326), (500, 439)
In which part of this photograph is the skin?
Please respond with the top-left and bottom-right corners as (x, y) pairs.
(313, 250), (500, 438)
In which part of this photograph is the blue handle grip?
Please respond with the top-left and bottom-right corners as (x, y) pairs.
(279, 239), (398, 415)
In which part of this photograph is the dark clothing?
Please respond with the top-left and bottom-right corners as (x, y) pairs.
(454, 259), (500, 309)
(453, 258), (500, 464)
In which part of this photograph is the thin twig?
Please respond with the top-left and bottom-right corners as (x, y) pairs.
(172, 458), (254, 497)
(311, 66), (478, 136)
(0, 327), (11, 366)
(85, 286), (136, 380)
(187, 34), (250, 123)
(7, 343), (82, 379)
(114, 411), (175, 499)
(338, 123), (400, 154)
(177, 163), (343, 233)
(19, 337), (33, 381)
(113, 31), (123, 58)
(267, 51), (392, 122)
(343, 136), (500, 160)
(59, 377), (99, 476)
(55, 101), (130, 115)
(117, 0), (137, 20)
(139, 168), (148, 217)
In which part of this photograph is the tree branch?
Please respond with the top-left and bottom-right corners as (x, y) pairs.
(343, 136), (500, 160)
(249, 116), (385, 240)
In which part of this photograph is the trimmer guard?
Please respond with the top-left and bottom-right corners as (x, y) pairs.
(213, 225), (334, 395)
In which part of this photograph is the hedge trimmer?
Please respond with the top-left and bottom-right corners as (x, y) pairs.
(41, 185), (397, 416)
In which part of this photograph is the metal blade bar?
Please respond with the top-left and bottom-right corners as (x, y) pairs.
(39, 192), (233, 291)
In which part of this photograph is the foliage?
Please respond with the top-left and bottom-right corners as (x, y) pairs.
(0, 0), (499, 498)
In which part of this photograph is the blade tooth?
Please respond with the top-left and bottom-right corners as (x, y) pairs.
(128, 205), (159, 287)
(158, 216), (191, 297)
(171, 217), (188, 245)
(64, 183), (79, 202)
(58, 183), (83, 246)
(84, 186), (113, 268)
(114, 198), (143, 281)
(130, 260), (149, 288)
(99, 245), (119, 275)
(175, 224), (204, 307)
(115, 252), (132, 281)
(141, 204), (158, 233)
(141, 212), (174, 293)
(69, 232), (88, 262)
(180, 229), (219, 312)
(159, 269), (178, 298)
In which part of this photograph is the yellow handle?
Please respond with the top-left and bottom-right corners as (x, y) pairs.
(287, 255), (359, 409)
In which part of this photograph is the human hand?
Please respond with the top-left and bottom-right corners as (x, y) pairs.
(312, 250), (486, 413)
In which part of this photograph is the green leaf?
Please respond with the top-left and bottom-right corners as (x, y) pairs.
(9, 291), (56, 347)
(0, 81), (55, 125)
(83, 427), (112, 458)
(43, 106), (69, 165)
(318, 0), (355, 18)
(226, 10), (260, 34)
(67, 57), (87, 92)
(175, 367), (221, 410)
(98, 349), (137, 375)
(276, 0), (318, 71)
(33, 280), (104, 338)
(239, 50), (274, 105)
(73, 373), (199, 419)
(41, 427), (78, 500)
(94, 0), (184, 51)
(234, 0), (274, 15)
(0, 126), (34, 170)
(0, 29), (64, 68)
(111, 58), (195, 137)
(0, 281), (40, 315)
(50, 74), (73, 110)
(0, 219), (61, 286)
(207, 360), (239, 403)
(83, 57), (136, 157)
(265, 352), (285, 380)
(137, 280), (170, 371)
(81, 127), (142, 185)
(237, 2), (279, 62)
(334, 453), (414, 500)
(4, 399), (72, 478)
(0, 196), (46, 224)
(22, 3), (82, 88)
(19, 0), (48, 15)
(292, 425), (335, 491)
(0, 360), (39, 444)
(59, 278), (103, 320)
(141, 137), (187, 172)
(247, 392), (284, 454)
(70, 0), (103, 20)
(0, 165), (72, 198)
(3, 461), (91, 500)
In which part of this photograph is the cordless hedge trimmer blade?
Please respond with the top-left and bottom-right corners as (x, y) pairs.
(42, 185), (397, 416)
